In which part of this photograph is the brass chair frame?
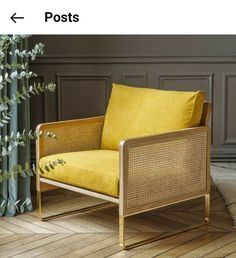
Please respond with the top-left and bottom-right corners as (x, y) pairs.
(36, 102), (211, 249)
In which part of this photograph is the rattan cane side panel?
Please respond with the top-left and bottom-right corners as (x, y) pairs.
(39, 122), (103, 158)
(125, 131), (207, 209)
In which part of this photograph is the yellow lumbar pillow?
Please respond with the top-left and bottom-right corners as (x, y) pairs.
(101, 83), (206, 150)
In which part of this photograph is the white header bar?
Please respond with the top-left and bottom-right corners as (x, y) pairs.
(1, 0), (236, 34)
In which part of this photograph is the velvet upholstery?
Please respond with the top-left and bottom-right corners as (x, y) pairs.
(101, 84), (206, 150)
(39, 150), (119, 197)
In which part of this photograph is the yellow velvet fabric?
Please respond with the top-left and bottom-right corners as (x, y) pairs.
(39, 150), (119, 197)
(101, 83), (206, 150)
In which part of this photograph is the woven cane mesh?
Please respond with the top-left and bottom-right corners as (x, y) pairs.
(125, 131), (207, 209)
(39, 121), (103, 158)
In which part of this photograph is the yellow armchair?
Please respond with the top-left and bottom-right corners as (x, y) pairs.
(36, 84), (211, 249)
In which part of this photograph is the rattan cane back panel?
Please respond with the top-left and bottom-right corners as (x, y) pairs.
(123, 129), (207, 210)
(37, 117), (104, 158)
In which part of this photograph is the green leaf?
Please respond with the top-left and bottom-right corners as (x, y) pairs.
(20, 171), (26, 178)
(6, 78), (12, 83)
(17, 164), (22, 172)
(20, 95), (26, 100)
(27, 170), (33, 176)
(3, 96), (9, 102)
(25, 162), (30, 171)
(3, 170), (10, 180)
(22, 85), (27, 92)
(1, 147), (7, 156)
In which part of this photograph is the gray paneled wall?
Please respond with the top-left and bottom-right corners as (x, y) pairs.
(29, 35), (236, 161)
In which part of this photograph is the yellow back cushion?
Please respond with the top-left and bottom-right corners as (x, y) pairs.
(101, 83), (206, 150)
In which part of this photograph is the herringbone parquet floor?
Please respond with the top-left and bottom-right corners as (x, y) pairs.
(0, 183), (235, 258)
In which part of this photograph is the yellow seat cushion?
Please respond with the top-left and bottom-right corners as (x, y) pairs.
(101, 83), (206, 150)
(39, 150), (119, 197)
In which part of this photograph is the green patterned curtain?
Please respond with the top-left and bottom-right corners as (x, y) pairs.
(0, 38), (32, 216)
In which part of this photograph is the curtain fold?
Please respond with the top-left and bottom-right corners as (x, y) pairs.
(0, 37), (32, 217)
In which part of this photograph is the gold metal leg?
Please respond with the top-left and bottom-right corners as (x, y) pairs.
(204, 193), (210, 223)
(119, 195), (210, 250)
(119, 215), (125, 248)
(37, 191), (42, 220)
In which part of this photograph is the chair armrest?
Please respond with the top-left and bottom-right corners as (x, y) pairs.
(119, 126), (210, 216)
(36, 116), (104, 160)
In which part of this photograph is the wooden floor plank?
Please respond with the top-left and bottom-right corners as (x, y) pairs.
(0, 234), (73, 258)
(142, 212), (189, 230)
(179, 232), (236, 258)
(11, 234), (76, 258)
(0, 234), (51, 255)
(82, 213), (121, 232)
(62, 214), (116, 233)
(0, 234), (33, 247)
(35, 234), (92, 258)
(23, 234), (88, 258)
(152, 210), (200, 227)
(188, 196), (225, 212)
(91, 211), (137, 233)
(167, 197), (204, 212)
(170, 211), (233, 232)
(0, 218), (34, 234)
(2, 216), (54, 233)
(203, 239), (236, 258)
(128, 231), (206, 258)
(125, 214), (177, 233)
(105, 208), (168, 233)
(84, 233), (156, 258)
(154, 232), (226, 258)
(0, 180), (234, 257)
(0, 227), (14, 234)
(37, 234), (113, 258)
(138, 212), (187, 231)
(226, 251), (236, 257)
(61, 233), (135, 258)
(51, 218), (95, 233)
(16, 213), (75, 233)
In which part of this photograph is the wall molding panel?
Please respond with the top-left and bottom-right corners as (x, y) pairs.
(121, 73), (148, 87)
(159, 73), (213, 101)
(56, 74), (111, 120)
(29, 35), (236, 161)
(30, 55), (236, 65)
(222, 74), (236, 145)
(158, 73), (214, 141)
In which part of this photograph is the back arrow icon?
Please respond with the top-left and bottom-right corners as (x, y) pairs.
(11, 13), (24, 23)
